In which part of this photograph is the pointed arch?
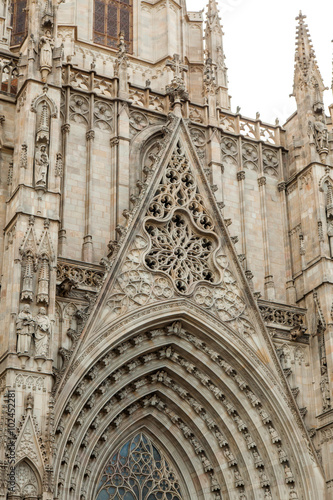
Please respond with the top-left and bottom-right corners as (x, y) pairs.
(53, 307), (325, 500)
(93, 428), (191, 500)
(13, 458), (42, 499)
(31, 91), (58, 118)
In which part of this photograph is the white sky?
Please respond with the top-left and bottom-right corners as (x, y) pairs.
(187, 0), (333, 125)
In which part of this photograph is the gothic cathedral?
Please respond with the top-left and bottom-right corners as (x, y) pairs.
(0, 0), (332, 498)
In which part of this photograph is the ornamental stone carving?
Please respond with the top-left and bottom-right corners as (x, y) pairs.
(106, 141), (249, 331)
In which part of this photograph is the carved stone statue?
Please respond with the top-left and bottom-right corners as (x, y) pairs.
(39, 32), (54, 80)
(16, 304), (35, 353)
(35, 144), (49, 187)
(284, 464), (294, 483)
(34, 306), (51, 357)
(313, 118), (328, 151)
(320, 371), (331, 411)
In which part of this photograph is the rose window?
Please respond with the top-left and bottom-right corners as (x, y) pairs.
(144, 213), (218, 294)
(95, 433), (183, 500)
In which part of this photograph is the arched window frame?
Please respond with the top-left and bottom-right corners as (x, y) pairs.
(94, 431), (186, 500)
(93, 0), (133, 52)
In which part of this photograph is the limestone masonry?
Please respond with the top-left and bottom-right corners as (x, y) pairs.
(0, 0), (332, 498)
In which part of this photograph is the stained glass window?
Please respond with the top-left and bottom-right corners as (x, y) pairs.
(11, 0), (28, 46)
(95, 433), (183, 500)
(94, 0), (132, 51)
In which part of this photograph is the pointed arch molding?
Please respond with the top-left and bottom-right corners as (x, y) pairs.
(31, 88), (58, 117)
(53, 315), (324, 500)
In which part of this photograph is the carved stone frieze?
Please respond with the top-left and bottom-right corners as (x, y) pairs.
(258, 301), (306, 331)
(56, 260), (105, 290)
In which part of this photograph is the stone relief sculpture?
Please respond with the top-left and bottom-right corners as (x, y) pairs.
(16, 305), (35, 354)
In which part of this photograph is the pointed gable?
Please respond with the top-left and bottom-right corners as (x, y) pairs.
(16, 414), (44, 470)
(75, 118), (282, 378)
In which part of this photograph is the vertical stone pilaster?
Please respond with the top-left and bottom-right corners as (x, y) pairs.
(258, 175), (275, 300)
(82, 128), (95, 262)
(237, 170), (247, 268)
(110, 137), (119, 240)
(278, 180), (296, 304)
(58, 122), (70, 256)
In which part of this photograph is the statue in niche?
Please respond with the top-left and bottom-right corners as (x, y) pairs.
(35, 144), (49, 187)
(327, 220), (333, 258)
(39, 31), (54, 81)
(313, 117), (328, 151)
(34, 100), (51, 188)
(16, 304), (35, 354)
(34, 306), (51, 357)
(320, 367), (331, 411)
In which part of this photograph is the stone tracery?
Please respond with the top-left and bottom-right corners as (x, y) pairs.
(95, 433), (184, 500)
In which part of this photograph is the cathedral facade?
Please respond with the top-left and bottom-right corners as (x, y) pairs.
(0, 0), (332, 498)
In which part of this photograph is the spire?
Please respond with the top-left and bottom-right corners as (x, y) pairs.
(205, 0), (223, 36)
(292, 11), (325, 98)
(204, 0), (230, 110)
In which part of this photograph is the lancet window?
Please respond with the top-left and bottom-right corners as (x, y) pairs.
(95, 433), (183, 500)
(11, 0), (28, 46)
(94, 0), (132, 51)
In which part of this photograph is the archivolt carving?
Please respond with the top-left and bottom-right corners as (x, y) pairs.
(55, 321), (300, 500)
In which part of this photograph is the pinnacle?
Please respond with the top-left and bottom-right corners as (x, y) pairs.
(293, 10), (324, 86)
(206, 0), (222, 27)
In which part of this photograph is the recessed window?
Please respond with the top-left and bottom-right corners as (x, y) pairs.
(94, 0), (132, 52)
(95, 433), (183, 499)
(11, 0), (28, 46)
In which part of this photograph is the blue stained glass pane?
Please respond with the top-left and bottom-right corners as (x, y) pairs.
(97, 489), (110, 500)
(124, 493), (136, 500)
(152, 446), (161, 462)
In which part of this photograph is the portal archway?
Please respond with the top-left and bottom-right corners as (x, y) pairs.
(53, 308), (323, 500)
